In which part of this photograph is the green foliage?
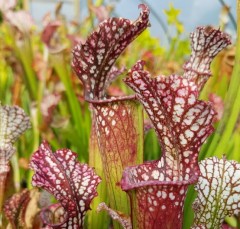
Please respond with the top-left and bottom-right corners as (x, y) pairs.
(164, 3), (184, 34)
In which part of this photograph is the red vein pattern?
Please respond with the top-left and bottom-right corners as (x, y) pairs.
(104, 65), (126, 92)
(41, 203), (68, 227)
(183, 26), (231, 90)
(192, 157), (240, 228)
(0, 104), (30, 173)
(0, 104), (31, 146)
(3, 189), (31, 228)
(120, 27), (230, 228)
(125, 61), (215, 177)
(30, 141), (101, 228)
(121, 159), (198, 229)
(0, 144), (15, 174)
(92, 98), (143, 214)
(72, 4), (149, 100)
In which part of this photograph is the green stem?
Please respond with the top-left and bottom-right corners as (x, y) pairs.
(87, 120), (110, 229)
(11, 154), (20, 192)
(15, 37), (38, 100)
(28, 105), (40, 189)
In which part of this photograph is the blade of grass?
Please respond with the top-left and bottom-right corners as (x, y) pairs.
(49, 53), (90, 161)
(14, 37), (38, 100)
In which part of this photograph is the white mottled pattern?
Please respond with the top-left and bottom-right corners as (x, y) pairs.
(193, 157), (240, 228)
(30, 141), (101, 228)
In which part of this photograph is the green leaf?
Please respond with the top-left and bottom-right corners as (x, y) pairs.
(164, 4), (181, 25)
(164, 4), (183, 34)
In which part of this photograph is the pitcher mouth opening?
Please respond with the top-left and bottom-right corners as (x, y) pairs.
(121, 160), (199, 191)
